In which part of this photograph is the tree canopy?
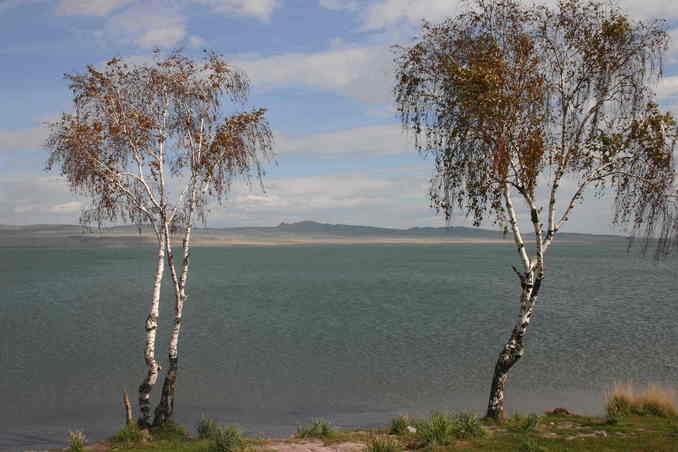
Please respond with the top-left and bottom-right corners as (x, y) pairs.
(47, 49), (273, 235)
(394, 0), (675, 241)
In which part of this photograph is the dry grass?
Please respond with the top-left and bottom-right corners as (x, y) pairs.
(605, 382), (678, 418)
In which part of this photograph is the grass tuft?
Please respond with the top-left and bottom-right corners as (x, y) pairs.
(606, 410), (623, 425)
(508, 413), (540, 433)
(210, 425), (243, 452)
(366, 436), (403, 452)
(296, 418), (336, 439)
(67, 430), (86, 452)
(197, 415), (222, 440)
(413, 412), (487, 447)
(389, 415), (411, 435)
(453, 412), (487, 439)
(414, 412), (456, 446)
(518, 438), (548, 452)
(109, 422), (145, 444)
(605, 383), (677, 418)
(152, 420), (191, 442)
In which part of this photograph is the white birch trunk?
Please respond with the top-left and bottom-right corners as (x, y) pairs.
(486, 269), (542, 419)
(153, 222), (192, 425)
(153, 115), (203, 426)
(486, 185), (546, 419)
(138, 232), (165, 427)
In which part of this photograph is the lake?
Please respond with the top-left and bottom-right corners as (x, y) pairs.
(1, 242), (676, 451)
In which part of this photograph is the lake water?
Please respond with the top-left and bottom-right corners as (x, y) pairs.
(1, 243), (677, 451)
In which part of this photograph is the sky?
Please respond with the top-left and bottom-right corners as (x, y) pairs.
(1, 0), (677, 233)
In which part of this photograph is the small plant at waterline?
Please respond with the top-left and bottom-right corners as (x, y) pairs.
(366, 436), (403, 452)
(413, 412), (487, 446)
(605, 383), (678, 418)
(414, 412), (456, 446)
(389, 415), (411, 435)
(453, 412), (487, 439)
(67, 430), (86, 452)
(210, 425), (243, 452)
(198, 415), (222, 440)
(296, 419), (335, 439)
(152, 420), (191, 442)
(109, 422), (145, 444)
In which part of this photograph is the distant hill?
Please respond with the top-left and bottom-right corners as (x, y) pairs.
(274, 220), (503, 238)
(0, 220), (624, 248)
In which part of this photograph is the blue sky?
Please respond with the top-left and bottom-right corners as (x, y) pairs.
(1, 0), (677, 233)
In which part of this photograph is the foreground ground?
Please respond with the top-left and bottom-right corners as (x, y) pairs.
(68, 411), (678, 452)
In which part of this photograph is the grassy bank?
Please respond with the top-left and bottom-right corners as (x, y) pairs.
(63, 384), (678, 452)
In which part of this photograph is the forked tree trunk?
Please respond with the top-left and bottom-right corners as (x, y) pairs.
(153, 224), (192, 425)
(486, 271), (543, 419)
(138, 233), (166, 428)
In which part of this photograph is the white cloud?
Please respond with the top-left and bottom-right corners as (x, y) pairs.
(655, 76), (678, 103)
(101, 5), (186, 49)
(0, 161), (630, 233)
(0, 125), (48, 152)
(319, 0), (360, 12)
(56, 0), (134, 16)
(192, 0), (279, 20)
(278, 124), (410, 157)
(0, 165), (437, 228)
(188, 35), (206, 48)
(667, 28), (678, 64)
(0, 0), (50, 14)
(48, 201), (82, 213)
(615, 0), (678, 20)
(362, 0), (462, 30)
(358, 0), (678, 31)
(0, 174), (85, 224)
(235, 45), (393, 104)
(206, 167), (437, 228)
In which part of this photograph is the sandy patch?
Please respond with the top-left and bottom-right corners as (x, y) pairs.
(263, 440), (365, 452)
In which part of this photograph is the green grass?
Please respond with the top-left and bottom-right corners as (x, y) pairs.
(389, 415), (411, 435)
(453, 412), (487, 439)
(366, 436), (403, 452)
(408, 412), (487, 447)
(109, 422), (146, 444)
(507, 413), (540, 433)
(151, 420), (191, 442)
(517, 438), (548, 452)
(413, 412), (457, 447)
(79, 409), (678, 452)
(210, 425), (244, 452)
(197, 415), (222, 440)
(295, 418), (336, 439)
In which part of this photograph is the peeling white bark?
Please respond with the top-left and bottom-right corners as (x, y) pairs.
(487, 184), (545, 419)
(153, 182), (197, 425)
(138, 233), (165, 427)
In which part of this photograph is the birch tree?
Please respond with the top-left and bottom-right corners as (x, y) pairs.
(46, 49), (273, 427)
(394, 0), (676, 420)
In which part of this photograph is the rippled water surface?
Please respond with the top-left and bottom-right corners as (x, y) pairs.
(1, 243), (677, 451)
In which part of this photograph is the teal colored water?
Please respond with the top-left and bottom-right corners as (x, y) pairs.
(1, 243), (676, 451)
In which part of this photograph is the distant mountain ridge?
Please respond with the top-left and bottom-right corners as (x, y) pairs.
(0, 220), (624, 248)
(273, 220), (503, 237)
